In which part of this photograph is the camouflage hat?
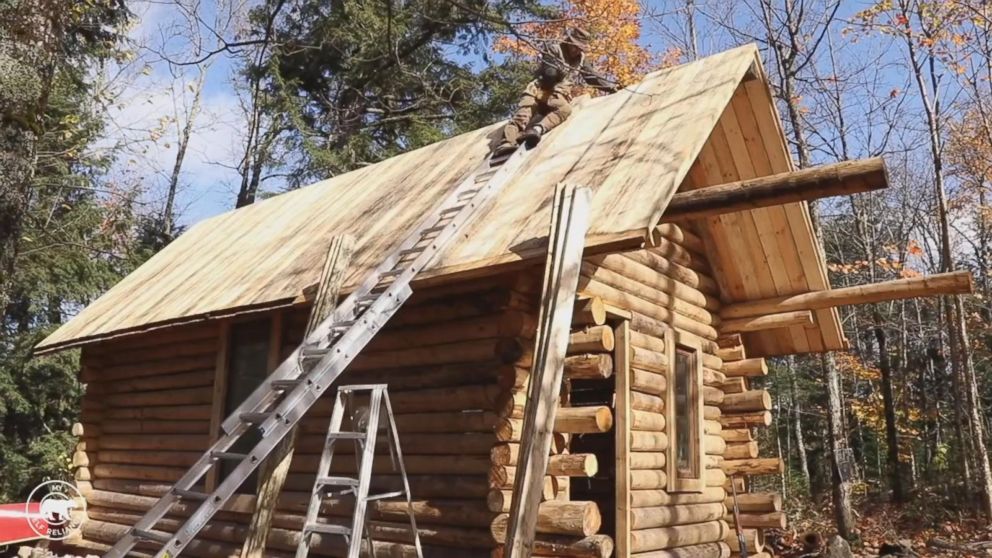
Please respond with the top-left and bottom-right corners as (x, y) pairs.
(564, 27), (592, 50)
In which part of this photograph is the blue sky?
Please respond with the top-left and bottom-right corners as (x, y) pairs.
(109, 0), (918, 231)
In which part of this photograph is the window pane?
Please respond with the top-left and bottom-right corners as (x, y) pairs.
(221, 318), (271, 485)
(675, 347), (697, 478)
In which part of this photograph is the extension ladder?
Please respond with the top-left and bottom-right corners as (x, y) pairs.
(296, 384), (421, 558)
(103, 146), (532, 558)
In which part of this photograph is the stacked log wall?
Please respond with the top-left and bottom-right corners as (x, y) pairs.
(577, 225), (732, 558)
(72, 274), (614, 557)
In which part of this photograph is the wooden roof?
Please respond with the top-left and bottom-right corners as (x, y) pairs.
(37, 44), (845, 356)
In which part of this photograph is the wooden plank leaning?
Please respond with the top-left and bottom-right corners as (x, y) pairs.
(505, 183), (592, 558)
(240, 235), (356, 558)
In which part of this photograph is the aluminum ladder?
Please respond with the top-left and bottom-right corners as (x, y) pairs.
(296, 384), (421, 558)
(103, 146), (531, 558)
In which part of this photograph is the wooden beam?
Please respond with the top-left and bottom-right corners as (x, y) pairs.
(613, 320), (632, 558)
(241, 236), (354, 558)
(664, 158), (888, 221)
(721, 310), (813, 333)
(722, 270), (973, 319)
(506, 183), (592, 558)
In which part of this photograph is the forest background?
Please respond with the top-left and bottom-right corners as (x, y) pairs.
(4, 0), (992, 549)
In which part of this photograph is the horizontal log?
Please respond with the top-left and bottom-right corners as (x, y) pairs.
(565, 353), (614, 380)
(717, 378), (746, 394)
(352, 338), (529, 370)
(719, 412), (772, 429)
(704, 386), (725, 405)
(581, 258), (719, 319)
(631, 470), (668, 490)
(624, 249), (719, 294)
(630, 503), (726, 530)
(495, 406), (613, 441)
(725, 492), (782, 513)
(722, 390), (771, 413)
(573, 296), (607, 326)
(630, 520), (728, 553)
(631, 432), (668, 451)
(722, 458), (783, 476)
(704, 435), (727, 455)
(724, 441), (759, 460)
(665, 158), (888, 220)
(722, 358), (767, 378)
(725, 528), (764, 553)
(722, 270), (974, 319)
(724, 511), (786, 529)
(632, 391), (665, 413)
(704, 405), (722, 420)
(490, 500), (602, 537)
(632, 368), (667, 394)
(630, 452), (667, 470)
(721, 311), (813, 333)
(716, 345), (746, 362)
(569, 325), (615, 353)
(578, 277), (718, 340)
(720, 429), (752, 443)
(633, 346), (668, 373)
(490, 534), (614, 558)
(632, 410), (666, 431)
(704, 419), (723, 435)
(633, 542), (731, 558)
(629, 487), (726, 508)
(489, 446), (598, 477)
(367, 312), (536, 352)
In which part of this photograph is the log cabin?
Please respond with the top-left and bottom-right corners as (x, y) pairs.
(34, 44), (972, 558)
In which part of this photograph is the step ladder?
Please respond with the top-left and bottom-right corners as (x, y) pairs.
(103, 146), (532, 558)
(296, 384), (420, 558)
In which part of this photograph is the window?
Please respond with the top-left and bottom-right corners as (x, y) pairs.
(667, 332), (704, 492)
(219, 318), (272, 486)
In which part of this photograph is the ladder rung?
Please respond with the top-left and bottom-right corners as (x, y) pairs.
(327, 431), (366, 440)
(270, 378), (302, 390)
(330, 321), (356, 331)
(211, 451), (248, 461)
(457, 188), (481, 199)
(355, 294), (378, 306)
(132, 528), (172, 544)
(398, 247), (425, 257)
(380, 267), (407, 278)
(173, 488), (209, 501)
(240, 412), (270, 424)
(421, 223), (449, 235)
(306, 523), (352, 536)
(365, 490), (405, 502)
(301, 347), (329, 360)
(439, 204), (466, 215)
(316, 476), (360, 488)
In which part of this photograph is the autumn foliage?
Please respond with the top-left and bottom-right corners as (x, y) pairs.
(494, 0), (659, 87)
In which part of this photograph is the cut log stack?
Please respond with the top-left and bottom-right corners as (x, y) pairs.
(714, 336), (785, 558)
(488, 294), (616, 558)
(578, 224), (732, 558)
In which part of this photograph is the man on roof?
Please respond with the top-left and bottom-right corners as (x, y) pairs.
(493, 27), (619, 157)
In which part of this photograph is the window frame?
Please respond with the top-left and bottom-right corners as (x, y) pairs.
(665, 330), (705, 493)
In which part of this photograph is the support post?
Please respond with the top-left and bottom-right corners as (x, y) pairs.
(506, 183), (592, 558)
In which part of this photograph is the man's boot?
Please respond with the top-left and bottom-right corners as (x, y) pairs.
(519, 125), (545, 148)
(492, 141), (518, 157)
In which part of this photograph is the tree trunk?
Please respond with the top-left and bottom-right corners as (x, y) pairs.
(788, 357), (811, 494)
(162, 68), (207, 240)
(875, 320), (904, 502)
(902, 7), (992, 517)
(823, 352), (855, 539)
